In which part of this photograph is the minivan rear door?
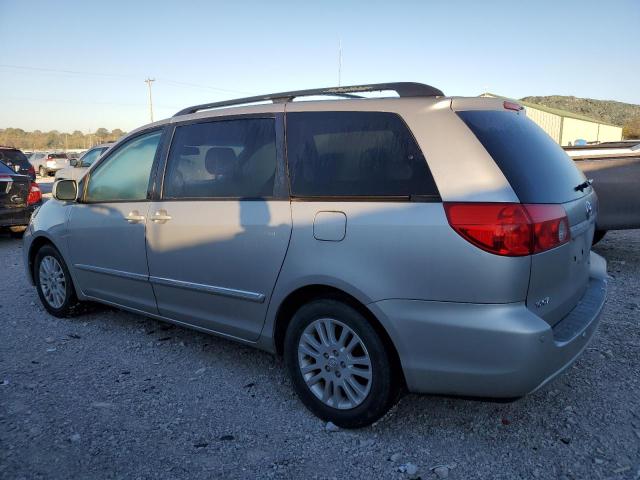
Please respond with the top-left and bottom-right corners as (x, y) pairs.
(456, 106), (596, 326)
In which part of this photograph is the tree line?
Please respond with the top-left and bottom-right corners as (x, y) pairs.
(0, 128), (127, 151)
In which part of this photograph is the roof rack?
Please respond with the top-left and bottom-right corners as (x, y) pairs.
(173, 82), (444, 117)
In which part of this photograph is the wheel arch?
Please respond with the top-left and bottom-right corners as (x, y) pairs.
(27, 235), (68, 285)
(271, 284), (406, 388)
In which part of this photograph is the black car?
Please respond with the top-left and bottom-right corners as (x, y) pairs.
(0, 146), (36, 180)
(0, 160), (42, 236)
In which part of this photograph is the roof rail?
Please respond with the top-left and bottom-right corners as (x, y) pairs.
(173, 82), (444, 117)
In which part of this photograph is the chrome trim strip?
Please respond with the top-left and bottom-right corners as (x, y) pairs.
(74, 264), (265, 303)
(149, 276), (265, 303)
(74, 264), (149, 282)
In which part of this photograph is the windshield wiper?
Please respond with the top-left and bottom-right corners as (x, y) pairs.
(574, 178), (593, 192)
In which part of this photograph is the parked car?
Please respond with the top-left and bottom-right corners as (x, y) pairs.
(565, 142), (640, 243)
(0, 146), (36, 180)
(29, 152), (69, 177)
(23, 83), (607, 428)
(55, 144), (113, 181)
(0, 160), (42, 236)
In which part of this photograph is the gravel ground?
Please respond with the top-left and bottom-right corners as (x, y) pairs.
(1, 227), (639, 480)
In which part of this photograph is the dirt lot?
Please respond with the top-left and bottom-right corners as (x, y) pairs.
(1, 227), (639, 480)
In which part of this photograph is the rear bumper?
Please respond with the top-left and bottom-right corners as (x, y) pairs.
(370, 252), (607, 398)
(0, 202), (40, 228)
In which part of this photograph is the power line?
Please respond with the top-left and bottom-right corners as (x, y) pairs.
(0, 63), (251, 95)
(0, 96), (182, 109)
(0, 63), (133, 79)
(157, 78), (251, 94)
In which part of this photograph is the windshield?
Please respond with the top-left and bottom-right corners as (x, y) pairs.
(457, 110), (587, 203)
(80, 147), (107, 166)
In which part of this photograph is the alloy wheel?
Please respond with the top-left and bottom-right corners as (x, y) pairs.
(297, 318), (373, 410)
(38, 255), (66, 309)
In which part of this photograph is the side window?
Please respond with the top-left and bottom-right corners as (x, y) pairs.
(163, 118), (276, 199)
(286, 112), (439, 198)
(85, 130), (161, 202)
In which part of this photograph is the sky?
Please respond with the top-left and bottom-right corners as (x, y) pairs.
(0, 0), (638, 133)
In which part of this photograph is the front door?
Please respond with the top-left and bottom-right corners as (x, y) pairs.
(67, 129), (163, 313)
(145, 116), (292, 341)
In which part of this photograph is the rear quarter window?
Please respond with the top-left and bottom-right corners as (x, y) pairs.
(457, 110), (587, 203)
(286, 111), (439, 199)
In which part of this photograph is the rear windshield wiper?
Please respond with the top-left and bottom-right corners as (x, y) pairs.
(574, 178), (593, 192)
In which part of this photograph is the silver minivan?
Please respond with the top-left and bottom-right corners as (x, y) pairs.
(23, 83), (607, 428)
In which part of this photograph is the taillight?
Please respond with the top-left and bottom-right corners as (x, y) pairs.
(444, 203), (570, 256)
(28, 165), (35, 175)
(27, 182), (42, 205)
(525, 204), (570, 253)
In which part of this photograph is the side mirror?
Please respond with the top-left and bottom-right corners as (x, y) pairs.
(70, 158), (78, 167)
(52, 179), (78, 201)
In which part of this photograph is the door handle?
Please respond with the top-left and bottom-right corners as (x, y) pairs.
(151, 210), (172, 224)
(126, 211), (145, 223)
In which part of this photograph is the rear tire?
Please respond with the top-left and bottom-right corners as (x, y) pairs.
(592, 230), (607, 245)
(284, 299), (400, 428)
(34, 245), (80, 317)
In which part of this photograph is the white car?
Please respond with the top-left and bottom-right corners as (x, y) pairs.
(29, 152), (69, 177)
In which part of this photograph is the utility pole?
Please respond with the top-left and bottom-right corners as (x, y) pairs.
(145, 77), (155, 122)
(338, 39), (342, 86)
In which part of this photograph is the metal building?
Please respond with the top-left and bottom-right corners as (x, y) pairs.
(480, 93), (623, 146)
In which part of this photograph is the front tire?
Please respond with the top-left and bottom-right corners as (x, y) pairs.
(34, 245), (80, 317)
(284, 299), (400, 428)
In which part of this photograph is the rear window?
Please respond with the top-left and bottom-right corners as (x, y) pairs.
(458, 110), (587, 203)
(286, 112), (439, 199)
(49, 153), (68, 159)
(0, 161), (15, 174)
(0, 149), (29, 167)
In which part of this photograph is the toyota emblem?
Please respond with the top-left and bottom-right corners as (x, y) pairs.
(585, 201), (593, 219)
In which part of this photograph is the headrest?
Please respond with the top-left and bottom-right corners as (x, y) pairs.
(181, 145), (200, 156)
(205, 147), (237, 177)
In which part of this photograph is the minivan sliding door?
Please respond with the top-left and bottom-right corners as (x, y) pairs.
(145, 113), (291, 341)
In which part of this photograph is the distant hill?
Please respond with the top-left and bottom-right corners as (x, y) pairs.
(520, 95), (640, 128)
